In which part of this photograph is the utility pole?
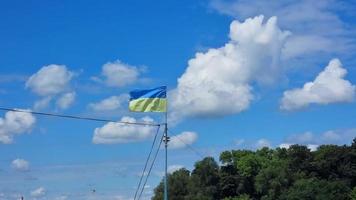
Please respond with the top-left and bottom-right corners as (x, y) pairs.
(163, 108), (170, 200)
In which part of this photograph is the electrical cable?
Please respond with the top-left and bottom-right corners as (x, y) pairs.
(133, 125), (161, 200)
(137, 132), (164, 200)
(168, 130), (205, 159)
(0, 107), (160, 126)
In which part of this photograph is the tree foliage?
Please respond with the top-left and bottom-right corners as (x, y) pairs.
(152, 139), (356, 199)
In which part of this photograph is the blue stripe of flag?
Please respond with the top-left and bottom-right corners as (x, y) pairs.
(129, 86), (166, 100)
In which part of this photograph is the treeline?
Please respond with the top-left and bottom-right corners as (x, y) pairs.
(152, 139), (356, 200)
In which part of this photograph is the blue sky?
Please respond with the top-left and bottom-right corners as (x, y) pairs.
(0, 0), (356, 199)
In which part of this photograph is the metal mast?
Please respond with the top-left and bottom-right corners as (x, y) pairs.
(164, 100), (169, 200)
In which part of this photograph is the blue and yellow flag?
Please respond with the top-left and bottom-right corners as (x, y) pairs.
(129, 86), (167, 112)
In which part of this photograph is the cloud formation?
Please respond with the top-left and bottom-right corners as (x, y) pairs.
(33, 97), (52, 111)
(0, 110), (36, 144)
(54, 196), (68, 200)
(92, 116), (157, 144)
(169, 131), (198, 149)
(26, 64), (76, 110)
(210, 0), (355, 60)
(101, 60), (141, 87)
(170, 16), (289, 121)
(281, 59), (355, 110)
(279, 128), (356, 150)
(89, 94), (129, 111)
(31, 187), (46, 198)
(56, 92), (76, 110)
(168, 165), (184, 174)
(255, 138), (271, 149)
(11, 158), (30, 171)
(26, 65), (73, 96)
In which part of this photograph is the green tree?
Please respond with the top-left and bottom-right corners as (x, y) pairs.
(152, 168), (190, 200)
(280, 178), (351, 200)
(255, 160), (291, 200)
(187, 157), (220, 200)
(223, 194), (251, 200)
(286, 145), (313, 175)
(350, 187), (356, 200)
(152, 139), (356, 200)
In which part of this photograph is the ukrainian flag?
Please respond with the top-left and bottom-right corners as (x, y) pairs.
(129, 86), (167, 112)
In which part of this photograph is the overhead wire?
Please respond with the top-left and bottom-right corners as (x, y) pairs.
(136, 130), (205, 200)
(0, 107), (206, 198)
(137, 132), (164, 200)
(168, 130), (205, 159)
(0, 107), (160, 127)
(134, 125), (161, 200)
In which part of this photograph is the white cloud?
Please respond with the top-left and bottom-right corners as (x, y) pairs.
(33, 97), (52, 111)
(26, 64), (77, 110)
(168, 165), (184, 174)
(280, 129), (356, 148)
(286, 131), (314, 144)
(101, 60), (140, 87)
(156, 165), (185, 177)
(56, 92), (76, 110)
(31, 187), (46, 198)
(307, 144), (319, 151)
(170, 15), (289, 121)
(278, 143), (318, 151)
(281, 59), (355, 110)
(210, 0), (355, 60)
(89, 94), (129, 111)
(11, 158), (30, 171)
(0, 110), (36, 144)
(279, 143), (292, 149)
(26, 64), (73, 96)
(54, 196), (68, 200)
(322, 130), (342, 143)
(169, 131), (198, 149)
(256, 138), (271, 149)
(234, 139), (245, 146)
(92, 116), (157, 144)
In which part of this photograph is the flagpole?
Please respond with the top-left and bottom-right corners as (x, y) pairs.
(164, 88), (169, 200)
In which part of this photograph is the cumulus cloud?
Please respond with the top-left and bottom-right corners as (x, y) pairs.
(56, 92), (76, 110)
(0, 110), (36, 144)
(101, 60), (141, 87)
(169, 131), (198, 149)
(307, 144), (319, 151)
(31, 187), (46, 198)
(234, 139), (245, 146)
(255, 138), (271, 149)
(279, 128), (356, 150)
(26, 64), (76, 110)
(285, 131), (314, 144)
(156, 165), (185, 177)
(168, 165), (184, 174)
(281, 59), (355, 110)
(11, 158), (30, 171)
(279, 143), (292, 149)
(170, 15), (289, 121)
(210, 0), (355, 60)
(92, 116), (157, 144)
(89, 94), (129, 111)
(278, 143), (318, 151)
(26, 64), (73, 96)
(54, 196), (68, 200)
(33, 97), (52, 110)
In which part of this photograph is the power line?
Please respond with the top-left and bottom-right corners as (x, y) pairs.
(138, 133), (164, 200)
(168, 130), (205, 159)
(0, 107), (160, 127)
(134, 125), (161, 200)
